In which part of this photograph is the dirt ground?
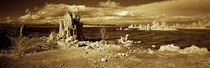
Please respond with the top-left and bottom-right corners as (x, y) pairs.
(0, 45), (209, 68)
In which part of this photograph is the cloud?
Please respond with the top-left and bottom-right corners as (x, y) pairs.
(18, 4), (89, 24)
(36, 4), (87, 17)
(18, 0), (210, 24)
(6, 17), (11, 19)
(126, 0), (210, 16)
(19, 14), (40, 20)
(0, 17), (13, 23)
(98, 0), (120, 8)
(18, 1), (126, 24)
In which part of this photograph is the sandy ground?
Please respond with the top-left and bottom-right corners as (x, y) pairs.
(0, 45), (210, 68)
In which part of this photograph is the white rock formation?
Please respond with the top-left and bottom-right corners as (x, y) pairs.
(159, 44), (180, 51)
(118, 34), (141, 46)
(56, 11), (85, 48)
(126, 21), (177, 31)
(158, 44), (208, 54)
(179, 45), (208, 54)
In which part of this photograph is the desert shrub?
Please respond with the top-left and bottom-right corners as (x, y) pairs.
(100, 27), (107, 40)
(11, 36), (58, 55)
(47, 31), (58, 42)
(0, 23), (59, 56)
(9, 37), (28, 53)
(0, 24), (20, 37)
(0, 23), (21, 49)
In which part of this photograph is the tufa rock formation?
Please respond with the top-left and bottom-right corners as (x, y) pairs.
(58, 11), (85, 41)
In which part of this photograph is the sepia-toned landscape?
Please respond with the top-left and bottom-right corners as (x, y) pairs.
(0, 0), (210, 68)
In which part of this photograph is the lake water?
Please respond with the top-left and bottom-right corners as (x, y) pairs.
(26, 26), (210, 50)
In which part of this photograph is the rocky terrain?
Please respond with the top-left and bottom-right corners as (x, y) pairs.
(0, 40), (209, 68)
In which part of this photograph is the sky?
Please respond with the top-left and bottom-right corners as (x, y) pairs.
(1, 0), (210, 24)
(0, 0), (165, 18)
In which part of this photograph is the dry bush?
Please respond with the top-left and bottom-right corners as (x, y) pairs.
(9, 37), (28, 54)
(0, 24), (20, 37)
(0, 23), (58, 55)
(11, 36), (58, 55)
(100, 27), (107, 40)
(48, 31), (58, 42)
(0, 23), (23, 51)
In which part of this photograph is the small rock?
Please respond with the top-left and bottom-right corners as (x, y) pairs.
(78, 43), (87, 47)
(127, 47), (130, 49)
(134, 41), (141, 44)
(101, 58), (108, 62)
(133, 50), (137, 52)
(152, 45), (156, 48)
(85, 46), (94, 49)
(85, 52), (88, 54)
(129, 50), (132, 53)
(148, 48), (154, 54)
(117, 53), (129, 57)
